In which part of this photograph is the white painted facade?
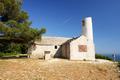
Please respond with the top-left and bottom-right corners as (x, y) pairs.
(70, 36), (88, 60)
(31, 17), (95, 60)
(30, 36), (70, 59)
(82, 17), (94, 42)
(30, 45), (59, 59)
(69, 35), (95, 60)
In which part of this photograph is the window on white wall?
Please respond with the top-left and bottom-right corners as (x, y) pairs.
(78, 45), (87, 52)
(55, 45), (57, 49)
(44, 51), (50, 54)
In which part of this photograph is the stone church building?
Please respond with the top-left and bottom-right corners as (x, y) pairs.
(30, 17), (95, 60)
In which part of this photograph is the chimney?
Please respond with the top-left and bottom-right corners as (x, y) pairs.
(82, 17), (94, 42)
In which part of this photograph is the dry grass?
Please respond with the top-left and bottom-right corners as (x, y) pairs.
(0, 59), (120, 80)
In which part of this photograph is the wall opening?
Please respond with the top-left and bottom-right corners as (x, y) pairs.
(55, 45), (57, 49)
(78, 45), (87, 52)
(44, 51), (50, 54)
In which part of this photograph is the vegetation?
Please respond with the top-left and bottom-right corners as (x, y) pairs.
(0, 52), (18, 57)
(0, 0), (46, 55)
(95, 54), (112, 61)
(0, 52), (28, 58)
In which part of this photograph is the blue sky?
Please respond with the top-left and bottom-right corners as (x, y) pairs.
(22, 0), (120, 54)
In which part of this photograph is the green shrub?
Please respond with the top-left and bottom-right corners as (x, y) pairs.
(0, 42), (29, 54)
(95, 54), (112, 61)
(0, 52), (28, 58)
(0, 52), (19, 57)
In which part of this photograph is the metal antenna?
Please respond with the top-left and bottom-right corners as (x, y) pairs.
(113, 50), (116, 62)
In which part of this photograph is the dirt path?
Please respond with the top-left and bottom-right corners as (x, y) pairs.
(0, 59), (120, 80)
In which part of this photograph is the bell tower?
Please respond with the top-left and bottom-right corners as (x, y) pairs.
(82, 17), (94, 42)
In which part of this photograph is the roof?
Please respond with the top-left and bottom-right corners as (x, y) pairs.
(62, 35), (87, 45)
(35, 36), (71, 45)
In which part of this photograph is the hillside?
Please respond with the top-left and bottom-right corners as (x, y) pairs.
(0, 59), (120, 80)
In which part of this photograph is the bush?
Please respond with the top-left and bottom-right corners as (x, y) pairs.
(95, 54), (112, 61)
(0, 52), (28, 58)
(0, 42), (29, 54)
(0, 52), (19, 57)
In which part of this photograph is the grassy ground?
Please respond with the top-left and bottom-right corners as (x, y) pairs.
(0, 59), (120, 80)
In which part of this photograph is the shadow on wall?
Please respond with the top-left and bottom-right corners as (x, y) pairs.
(54, 45), (63, 58)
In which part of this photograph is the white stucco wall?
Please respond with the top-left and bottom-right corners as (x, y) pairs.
(70, 36), (87, 60)
(30, 36), (70, 59)
(82, 17), (94, 42)
(30, 45), (60, 59)
(70, 35), (95, 60)
(86, 42), (95, 60)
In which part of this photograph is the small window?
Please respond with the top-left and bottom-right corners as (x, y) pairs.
(78, 45), (87, 52)
(82, 20), (85, 26)
(55, 45), (57, 49)
(44, 51), (50, 54)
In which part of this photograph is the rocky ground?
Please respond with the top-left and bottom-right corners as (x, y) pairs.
(0, 59), (120, 80)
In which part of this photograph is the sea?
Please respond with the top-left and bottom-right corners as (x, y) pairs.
(100, 53), (120, 61)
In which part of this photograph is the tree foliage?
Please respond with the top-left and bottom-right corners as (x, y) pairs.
(0, 0), (46, 42)
(0, 0), (46, 54)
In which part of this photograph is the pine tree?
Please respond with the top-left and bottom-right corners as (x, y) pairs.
(0, 0), (46, 42)
(0, 0), (46, 54)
